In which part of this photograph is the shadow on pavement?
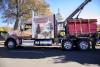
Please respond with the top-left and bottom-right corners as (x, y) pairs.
(0, 46), (100, 65)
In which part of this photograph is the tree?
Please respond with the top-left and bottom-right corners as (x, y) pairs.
(0, 0), (2, 10)
(3, 0), (51, 30)
(36, 24), (41, 38)
(36, 24), (41, 34)
(0, 0), (2, 4)
(0, 0), (2, 9)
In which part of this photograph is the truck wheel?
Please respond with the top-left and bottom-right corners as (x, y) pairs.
(5, 39), (16, 49)
(62, 40), (73, 50)
(78, 40), (90, 50)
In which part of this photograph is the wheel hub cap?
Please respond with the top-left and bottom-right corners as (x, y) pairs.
(8, 41), (14, 48)
(64, 42), (72, 49)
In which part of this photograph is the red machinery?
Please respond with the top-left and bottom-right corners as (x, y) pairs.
(67, 19), (97, 36)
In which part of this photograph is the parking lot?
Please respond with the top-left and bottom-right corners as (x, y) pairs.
(0, 44), (100, 67)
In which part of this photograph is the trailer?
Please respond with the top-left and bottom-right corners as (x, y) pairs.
(4, 0), (100, 50)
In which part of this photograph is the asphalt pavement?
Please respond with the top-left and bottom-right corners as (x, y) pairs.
(0, 45), (100, 67)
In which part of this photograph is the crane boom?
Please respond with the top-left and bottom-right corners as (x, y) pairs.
(66, 0), (91, 20)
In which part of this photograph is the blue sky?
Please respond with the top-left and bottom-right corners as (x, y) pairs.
(46, 0), (100, 24)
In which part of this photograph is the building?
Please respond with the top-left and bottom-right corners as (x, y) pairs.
(55, 9), (64, 31)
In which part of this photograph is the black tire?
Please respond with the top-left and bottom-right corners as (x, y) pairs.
(5, 39), (17, 49)
(78, 40), (90, 50)
(62, 40), (73, 50)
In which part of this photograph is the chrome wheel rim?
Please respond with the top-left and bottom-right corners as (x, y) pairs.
(64, 41), (72, 50)
(79, 41), (88, 50)
(8, 41), (14, 48)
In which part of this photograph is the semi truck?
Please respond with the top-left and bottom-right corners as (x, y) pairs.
(4, 0), (100, 50)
